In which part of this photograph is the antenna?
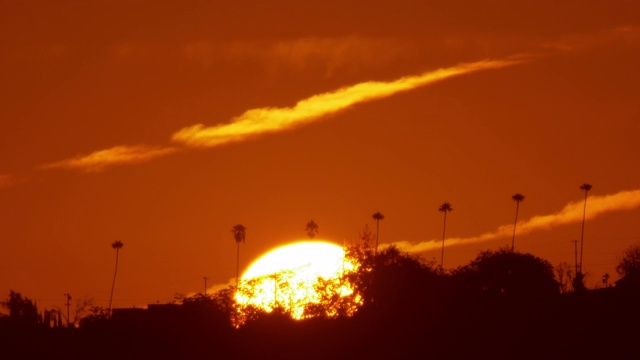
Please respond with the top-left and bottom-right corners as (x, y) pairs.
(203, 276), (209, 296)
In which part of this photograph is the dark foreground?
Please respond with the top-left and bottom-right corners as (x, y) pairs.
(2, 289), (639, 360)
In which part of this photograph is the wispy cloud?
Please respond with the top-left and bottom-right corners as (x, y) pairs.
(392, 189), (640, 253)
(542, 25), (640, 52)
(43, 145), (178, 172)
(267, 36), (412, 76)
(172, 57), (526, 148)
(182, 36), (412, 74)
(42, 56), (524, 173)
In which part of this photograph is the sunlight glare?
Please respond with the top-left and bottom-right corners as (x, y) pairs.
(234, 240), (361, 322)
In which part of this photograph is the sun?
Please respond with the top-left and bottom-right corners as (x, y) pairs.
(234, 240), (362, 322)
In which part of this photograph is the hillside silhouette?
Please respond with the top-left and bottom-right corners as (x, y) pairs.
(2, 244), (640, 360)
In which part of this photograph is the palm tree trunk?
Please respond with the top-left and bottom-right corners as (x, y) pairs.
(236, 241), (240, 286)
(441, 212), (447, 273)
(109, 249), (119, 313)
(511, 201), (520, 252)
(573, 240), (579, 275)
(375, 219), (380, 255)
(579, 191), (588, 273)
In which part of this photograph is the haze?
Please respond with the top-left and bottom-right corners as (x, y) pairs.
(1, 0), (639, 311)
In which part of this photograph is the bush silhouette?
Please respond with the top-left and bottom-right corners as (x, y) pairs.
(452, 247), (560, 299)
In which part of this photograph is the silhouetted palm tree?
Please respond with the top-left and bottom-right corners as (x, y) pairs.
(108, 240), (123, 313)
(305, 220), (319, 239)
(511, 193), (525, 252)
(579, 183), (592, 274)
(232, 224), (247, 286)
(438, 202), (453, 273)
(372, 212), (385, 255)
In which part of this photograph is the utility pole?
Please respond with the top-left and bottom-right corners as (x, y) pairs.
(203, 276), (209, 296)
(63, 293), (71, 328)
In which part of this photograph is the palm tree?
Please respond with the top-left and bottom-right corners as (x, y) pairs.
(372, 212), (385, 255)
(108, 240), (124, 313)
(305, 220), (319, 239)
(232, 224), (247, 286)
(511, 193), (525, 252)
(579, 183), (592, 274)
(438, 202), (453, 273)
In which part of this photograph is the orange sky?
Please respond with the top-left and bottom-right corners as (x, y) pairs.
(2, 0), (640, 311)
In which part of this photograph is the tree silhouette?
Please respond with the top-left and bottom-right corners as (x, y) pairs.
(370, 248), (445, 331)
(614, 244), (640, 291)
(343, 243), (438, 315)
(79, 305), (110, 328)
(1, 290), (39, 327)
(554, 261), (574, 293)
(305, 220), (319, 239)
(511, 193), (525, 252)
(453, 248), (559, 298)
(578, 183), (592, 275)
(232, 224), (247, 286)
(358, 224), (374, 251)
(109, 240), (123, 313)
(616, 243), (640, 277)
(372, 212), (385, 255)
(438, 202), (453, 273)
(572, 271), (586, 293)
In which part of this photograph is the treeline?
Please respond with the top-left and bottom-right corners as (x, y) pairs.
(2, 244), (640, 359)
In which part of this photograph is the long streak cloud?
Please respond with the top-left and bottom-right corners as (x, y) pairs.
(43, 57), (525, 172)
(43, 145), (178, 172)
(392, 189), (640, 253)
(172, 58), (525, 147)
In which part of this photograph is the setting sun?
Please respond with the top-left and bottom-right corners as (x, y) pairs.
(3, 1), (640, 357)
(234, 241), (362, 321)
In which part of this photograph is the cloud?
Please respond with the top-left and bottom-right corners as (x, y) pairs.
(43, 145), (178, 172)
(172, 57), (526, 148)
(392, 189), (640, 253)
(542, 25), (640, 52)
(267, 36), (412, 75)
(43, 55), (524, 173)
(182, 36), (413, 73)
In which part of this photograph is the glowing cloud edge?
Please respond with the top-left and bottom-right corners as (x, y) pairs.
(390, 189), (640, 253)
(172, 57), (527, 148)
